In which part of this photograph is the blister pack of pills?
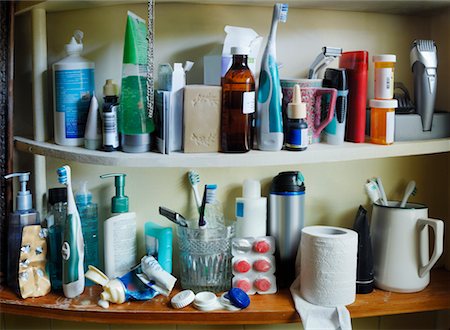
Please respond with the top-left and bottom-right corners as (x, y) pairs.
(231, 237), (277, 295)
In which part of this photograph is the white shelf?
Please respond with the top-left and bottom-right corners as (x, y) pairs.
(14, 0), (450, 16)
(14, 136), (450, 168)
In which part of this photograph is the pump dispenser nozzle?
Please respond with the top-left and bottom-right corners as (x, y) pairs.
(4, 172), (33, 211)
(100, 173), (128, 213)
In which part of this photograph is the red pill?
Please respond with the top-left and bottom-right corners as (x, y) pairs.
(253, 240), (270, 253)
(233, 259), (251, 273)
(253, 259), (271, 272)
(254, 278), (271, 292)
(235, 279), (252, 293)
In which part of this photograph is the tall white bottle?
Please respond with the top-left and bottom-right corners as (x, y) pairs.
(235, 179), (267, 238)
(100, 173), (137, 278)
(53, 30), (95, 146)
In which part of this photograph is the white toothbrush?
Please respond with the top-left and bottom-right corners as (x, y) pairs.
(188, 170), (202, 214)
(400, 180), (417, 208)
(376, 177), (388, 206)
(365, 180), (383, 205)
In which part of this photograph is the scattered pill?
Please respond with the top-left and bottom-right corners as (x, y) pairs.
(98, 299), (109, 309)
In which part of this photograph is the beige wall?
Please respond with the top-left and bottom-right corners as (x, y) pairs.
(8, 2), (450, 329)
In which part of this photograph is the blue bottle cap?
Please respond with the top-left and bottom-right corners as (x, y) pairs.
(227, 288), (250, 309)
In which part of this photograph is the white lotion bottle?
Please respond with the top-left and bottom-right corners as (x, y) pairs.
(235, 179), (267, 238)
(100, 173), (137, 278)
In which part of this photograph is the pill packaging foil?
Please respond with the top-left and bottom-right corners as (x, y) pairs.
(231, 236), (277, 295)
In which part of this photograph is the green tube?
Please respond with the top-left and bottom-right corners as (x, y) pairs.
(119, 11), (154, 153)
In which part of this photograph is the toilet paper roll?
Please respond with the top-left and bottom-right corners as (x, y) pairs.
(299, 226), (358, 307)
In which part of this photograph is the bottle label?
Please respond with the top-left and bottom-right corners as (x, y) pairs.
(103, 106), (119, 148)
(55, 68), (95, 138)
(242, 91), (255, 114)
(374, 67), (394, 99)
(286, 127), (308, 149)
(386, 111), (395, 144)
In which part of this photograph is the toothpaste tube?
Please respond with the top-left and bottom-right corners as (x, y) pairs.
(85, 265), (158, 304)
(138, 255), (177, 296)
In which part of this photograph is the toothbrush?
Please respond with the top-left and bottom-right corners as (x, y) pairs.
(400, 180), (417, 208)
(159, 206), (188, 227)
(198, 184), (217, 228)
(365, 180), (383, 205)
(188, 170), (202, 214)
(376, 177), (388, 206)
(57, 165), (85, 298)
(256, 3), (288, 151)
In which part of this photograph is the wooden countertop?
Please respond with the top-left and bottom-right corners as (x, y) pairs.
(1, 269), (449, 325)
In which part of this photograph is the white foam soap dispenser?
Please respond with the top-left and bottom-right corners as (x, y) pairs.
(100, 173), (137, 278)
(235, 179), (267, 238)
(4, 172), (51, 298)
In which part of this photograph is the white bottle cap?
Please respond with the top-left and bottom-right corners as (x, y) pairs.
(171, 290), (195, 309)
(193, 292), (223, 311)
(243, 179), (261, 199)
(100, 279), (126, 304)
(287, 85), (307, 119)
(65, 30), (83, 55)
(372, 54), (396, 63)
(231, 46), (250, 55)
(369, 99), (398, 109)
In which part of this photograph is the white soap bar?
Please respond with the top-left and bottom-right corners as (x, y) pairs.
(183, 85), (221, 153)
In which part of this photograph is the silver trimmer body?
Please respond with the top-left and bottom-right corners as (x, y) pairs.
(410, 40), (438, 132)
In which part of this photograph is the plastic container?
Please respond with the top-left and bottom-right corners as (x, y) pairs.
(221, 46), (255, 153)
(370, 99), (398, 145)
(53, 30), (95, 146)
(100, 173), (137, 278)
(339, 51), (368, 143)
(373, 54), (396, 100)
(119, 11), (154, 153)
(43, 187), (67, 290)
(4, 172), (48, 298)
(144, 221), (173, 273)
(235, 179), (267, 238)
(177, 225), (234, 293)
(75, 182), (99, 283)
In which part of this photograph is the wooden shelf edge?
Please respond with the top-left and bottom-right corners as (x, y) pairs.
(14, 136), (450, 168)
(1, 269), (449, 325)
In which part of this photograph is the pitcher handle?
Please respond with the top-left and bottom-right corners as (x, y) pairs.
(417, 218), (444, 278)
(313, 89), (337, 138)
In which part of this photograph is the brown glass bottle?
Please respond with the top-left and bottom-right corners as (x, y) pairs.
(221, 47), (255, 153)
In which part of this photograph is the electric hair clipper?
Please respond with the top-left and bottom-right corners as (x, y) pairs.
(410, 40), (437, 131)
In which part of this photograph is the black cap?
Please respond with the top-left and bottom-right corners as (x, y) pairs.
(270, 171), (305, 193)
(48, 188), (67, 205)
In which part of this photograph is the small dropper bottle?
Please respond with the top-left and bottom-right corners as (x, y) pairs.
(285, 84), (308, 151)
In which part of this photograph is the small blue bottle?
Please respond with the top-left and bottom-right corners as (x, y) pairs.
(43, 187), (67, 290)
(144, 221), (173, 273)
(75, 181), (99, 285)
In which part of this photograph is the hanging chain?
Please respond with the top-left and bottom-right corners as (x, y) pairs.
(147, 0), (154, 118)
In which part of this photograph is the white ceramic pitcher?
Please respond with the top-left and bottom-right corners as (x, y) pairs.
(370, 201), (444, 293)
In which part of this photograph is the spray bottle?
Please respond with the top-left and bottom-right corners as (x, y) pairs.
(100, 173), (137, 278)
(4, 172), (50, 298)
(53, 30), (95, 146)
